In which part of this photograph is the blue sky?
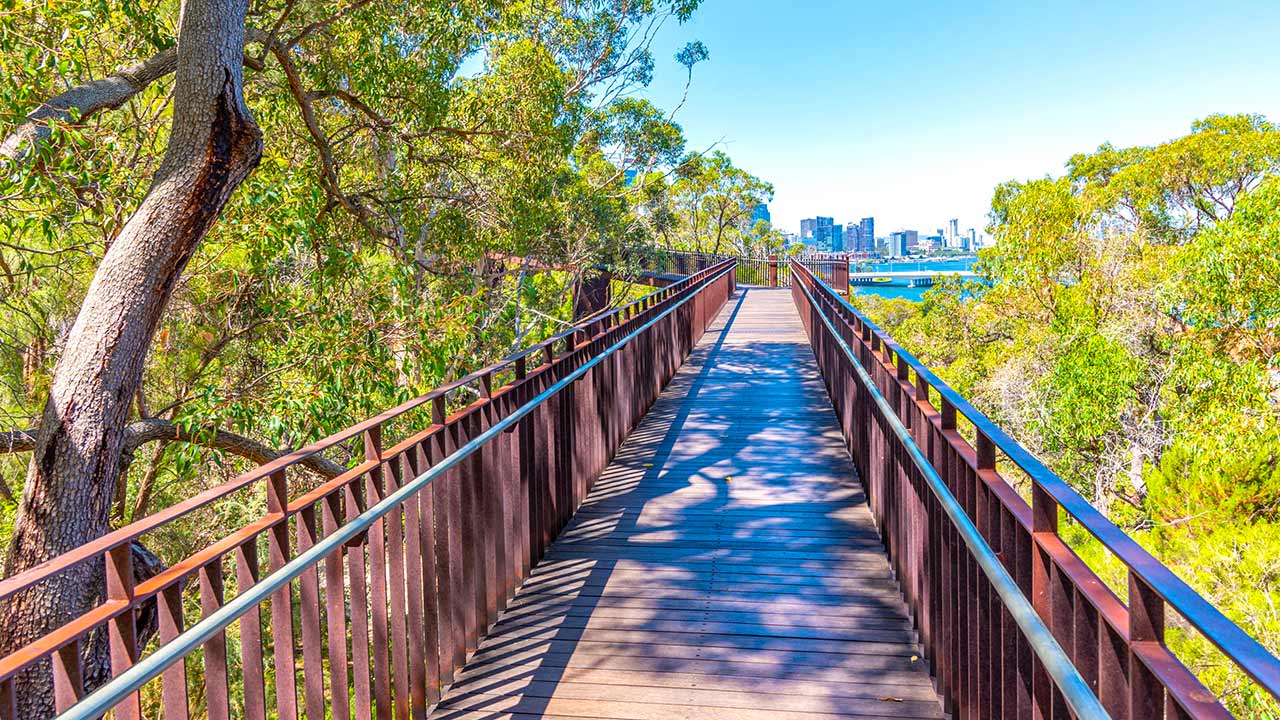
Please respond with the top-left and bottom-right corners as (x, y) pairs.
(639, 0), (1280, 237)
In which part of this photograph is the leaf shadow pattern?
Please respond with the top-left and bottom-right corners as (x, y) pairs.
(429, 288), (945, 719)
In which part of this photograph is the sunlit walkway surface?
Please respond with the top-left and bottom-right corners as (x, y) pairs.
(431, 288), (944, 719)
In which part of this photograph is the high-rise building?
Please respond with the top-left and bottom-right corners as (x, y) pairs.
(832, 224), (845, 252)
(848, 217), (875, 253)
(967, 228), (977, 250)
(948, 218), (960, 247)
(855, 215), (875, 252)
(752, 203), (771, 226)
(887, 230), (917, 258)
(800, 217), (835, 250)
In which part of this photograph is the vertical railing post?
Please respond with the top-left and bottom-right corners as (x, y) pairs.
(768, 255), (778, 287)
(1129, 573), (1165, 720)
(105, 544), (140, 719)
(266, 468), (299, 720)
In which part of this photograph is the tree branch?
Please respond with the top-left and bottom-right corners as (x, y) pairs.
(2, 421), (346, 479)
(2, 28), (273, 165)
(0, 47), (178, 162)
(120, 418), (347, 478)
(0, 429), (36, 453)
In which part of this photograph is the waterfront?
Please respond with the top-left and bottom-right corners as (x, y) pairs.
(850, 256), (978, 301)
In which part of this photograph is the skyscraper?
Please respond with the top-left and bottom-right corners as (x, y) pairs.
(800, 217), (835, 250)
(860, 218), (875, 253)
(948, 218), (960, 247)
(887, 230), (917, 258)
(752, 203), (771, 226)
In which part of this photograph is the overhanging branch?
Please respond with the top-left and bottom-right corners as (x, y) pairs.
(2, 420), (346, 479)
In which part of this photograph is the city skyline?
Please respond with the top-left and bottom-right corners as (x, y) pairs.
(638, 0), (1280, 237)
(779, 208), (985, 252)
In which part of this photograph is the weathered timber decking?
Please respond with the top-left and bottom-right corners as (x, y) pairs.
(431, 288), (943, 720)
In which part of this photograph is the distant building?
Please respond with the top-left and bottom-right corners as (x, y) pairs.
(967, 228), (977, 250)
(887, 230), (917, 258)
(948, 218), (960, 247)
(832, 224), (845, 252)
(752, 203), (771, 226)
(800, 217), (835, 251)
(844, 217), (875, 253)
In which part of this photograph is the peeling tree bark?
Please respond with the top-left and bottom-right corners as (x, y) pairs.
(0, 0), (262, 715)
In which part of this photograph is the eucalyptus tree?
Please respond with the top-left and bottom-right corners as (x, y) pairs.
(0, 0), (706, 714)
(853, 115), (1280, 713)
(642, 150), (778, 255)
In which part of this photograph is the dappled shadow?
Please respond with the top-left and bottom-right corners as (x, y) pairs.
(429, 288), (943, 719)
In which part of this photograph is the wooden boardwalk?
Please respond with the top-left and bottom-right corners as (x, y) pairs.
(431, 288), (943, 719)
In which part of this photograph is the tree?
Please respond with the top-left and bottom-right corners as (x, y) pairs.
(1, 0), (261, 713)
(0, 1), (720, 713)
(643, 150), (776, 255)
(853, 115), (1280, 714)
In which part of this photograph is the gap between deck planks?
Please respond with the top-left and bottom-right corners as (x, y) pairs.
(429, 287), (942, 720)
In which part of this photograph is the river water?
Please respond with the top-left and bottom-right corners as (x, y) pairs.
(850, 257), (978, 302)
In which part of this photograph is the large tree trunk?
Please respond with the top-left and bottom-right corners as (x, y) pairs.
(1, 0), (261, 715)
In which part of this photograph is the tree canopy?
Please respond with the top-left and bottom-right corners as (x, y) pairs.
(854, 114), (1280, 714)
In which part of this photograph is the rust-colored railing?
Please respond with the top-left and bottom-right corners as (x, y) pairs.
(0, 260), (737, 720)
(651, 250), (850, 290)
(791, 260), (1280, 719)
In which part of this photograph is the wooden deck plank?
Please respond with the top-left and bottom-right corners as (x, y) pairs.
(428, 288), (940, 719)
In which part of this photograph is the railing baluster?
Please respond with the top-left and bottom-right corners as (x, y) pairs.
(199, 558), (230, 720)
(0, 677), (14, 720)
(236, 540), (267, 720)
(267, 469), (299, 720)
(344, 476), (374, 720)
(1130, 573), (1166, 719)
(363, 429), (392, 720)
(399, 452), (429, 715)
(296, 505), (327, 720)
(382, 452), (411, 720)
(105, 544), (140, 720)
(321, 492), (353, 720)
(413, 441), (442, 704)
(52, 639), (83, 714)
(157, 582), (190, 719)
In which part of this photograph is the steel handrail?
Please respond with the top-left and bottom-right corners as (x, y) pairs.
(792, 262), (1110, 720)
(804, 262), (1280, 699)
(55, 261), (738, 720)
(0, 259), (730, 604)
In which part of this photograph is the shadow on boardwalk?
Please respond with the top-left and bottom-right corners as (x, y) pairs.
(429, 288), (944, 720)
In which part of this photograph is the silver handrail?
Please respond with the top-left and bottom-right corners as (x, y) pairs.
(792, 267), (1111, 720)
(58, 262), (737, 720)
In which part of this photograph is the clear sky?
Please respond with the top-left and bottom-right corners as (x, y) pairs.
(639, 0), (1280, 237)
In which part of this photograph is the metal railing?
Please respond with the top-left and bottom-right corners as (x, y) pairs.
(791, 259), (1280, 719)
(649, 250), (850, 290)
(0, 261), (737, 720)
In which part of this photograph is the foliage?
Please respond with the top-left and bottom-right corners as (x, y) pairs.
(855, 115), (1280, 715)
(0, 1), (781, 542)
(639, 150), (783, 256)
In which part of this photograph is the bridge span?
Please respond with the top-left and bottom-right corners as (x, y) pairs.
(4, 259), (1278, 720)
(431, 287), (941, 718)
(849, 270), (979, 288)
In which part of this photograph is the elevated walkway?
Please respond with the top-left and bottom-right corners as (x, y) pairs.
(432, 288), (943, 719)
